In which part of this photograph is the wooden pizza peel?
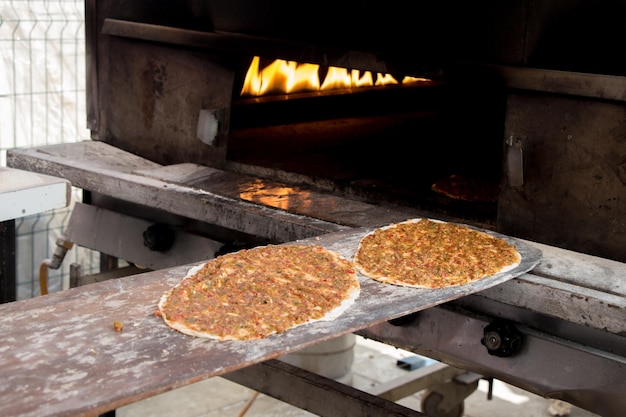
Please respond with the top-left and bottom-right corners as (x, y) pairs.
(0, 225), (541, 417)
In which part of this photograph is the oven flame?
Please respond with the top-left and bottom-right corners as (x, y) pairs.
(241, 56), (429, 96)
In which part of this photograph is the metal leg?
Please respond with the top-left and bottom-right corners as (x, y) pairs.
(100, 253), (119, 273)
(420, 376), (479, 417)
(0, 220), (16, 303)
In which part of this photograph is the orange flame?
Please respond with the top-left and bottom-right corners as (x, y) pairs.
(241, 56), (429, 96)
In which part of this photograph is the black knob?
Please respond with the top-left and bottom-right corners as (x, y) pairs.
(143, 223), (176, 252)
(481, 319), (523, 357)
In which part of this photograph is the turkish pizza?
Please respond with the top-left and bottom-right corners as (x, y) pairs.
(353, 218), (520, 289)
(158, 244), (360, 340)
(431, 174), (499, 202)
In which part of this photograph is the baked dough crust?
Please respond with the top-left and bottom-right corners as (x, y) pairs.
(353, 218), (521, 289)
(159, 244), (360, 340)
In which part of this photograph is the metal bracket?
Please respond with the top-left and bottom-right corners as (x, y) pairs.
(224, 359), (426, 417)
(505, 135), (524, 187)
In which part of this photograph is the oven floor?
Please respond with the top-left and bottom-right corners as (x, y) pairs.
(118, 336), (596, 417)
(227, 113), (500, 225)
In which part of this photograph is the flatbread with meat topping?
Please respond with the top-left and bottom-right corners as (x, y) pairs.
(353, 218), (520, 289)
(158, 244), (359, 340)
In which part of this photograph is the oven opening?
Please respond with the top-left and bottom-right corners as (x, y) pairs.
(227, 56), (506, 224)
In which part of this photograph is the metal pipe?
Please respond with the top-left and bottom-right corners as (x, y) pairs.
(39, 237), (74, 295)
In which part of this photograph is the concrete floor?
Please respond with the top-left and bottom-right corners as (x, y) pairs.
(118, 336), (598, 417)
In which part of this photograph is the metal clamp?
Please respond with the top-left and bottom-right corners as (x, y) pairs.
(505, 136), (524, 187)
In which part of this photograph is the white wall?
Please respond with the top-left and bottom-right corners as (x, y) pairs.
(1, 0), (98, 299)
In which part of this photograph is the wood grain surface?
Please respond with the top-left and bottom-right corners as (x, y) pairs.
(0, 228), (541, 417)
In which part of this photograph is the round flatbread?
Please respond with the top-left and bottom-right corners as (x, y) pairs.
(431, 174), (499, 202)
(158, 244), (360, 340)
(353, 218), (521, 289)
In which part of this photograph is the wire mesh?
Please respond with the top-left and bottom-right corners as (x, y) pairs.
(1, 0), (99, 299)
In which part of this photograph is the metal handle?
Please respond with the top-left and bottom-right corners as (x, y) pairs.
(506, 136), (524, 187)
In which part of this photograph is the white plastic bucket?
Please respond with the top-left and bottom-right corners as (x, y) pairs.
(279, 333), (356, 384)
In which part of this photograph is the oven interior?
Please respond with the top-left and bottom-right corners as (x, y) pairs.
(87, 0), (626, 261)
(227, 68), (506, 223)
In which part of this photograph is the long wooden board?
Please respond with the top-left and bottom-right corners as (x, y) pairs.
(7, 141), (424, 242)
(0, 227), (540, 417)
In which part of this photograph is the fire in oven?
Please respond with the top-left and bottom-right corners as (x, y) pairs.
(228, 56), (506, 223)
(86, 0), (624, 262)
(93, 18), (508, 230)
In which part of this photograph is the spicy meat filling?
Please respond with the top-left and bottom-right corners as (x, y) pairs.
(354, 219), (520, 288)
(159, 245), (359, 340)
